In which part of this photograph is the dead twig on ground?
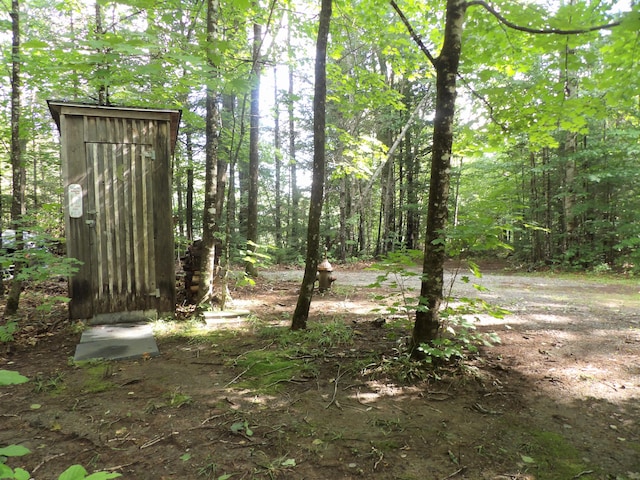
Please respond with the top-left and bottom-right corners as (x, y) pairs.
(372, 447), (384, 470)
(104, 461), (137, 472)
(264, 376), (309, 389)
(441, 466), (465, 479)
(573, 471), (595, 479)
(140, 432), (177, 449)
(32, 453), (66, 473)
(224, 362), (256, 388)
(325, 364), (348, 409)
(198, 412), (231, 426)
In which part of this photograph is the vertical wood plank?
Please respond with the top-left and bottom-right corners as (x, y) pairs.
(65, 115), (93, 319)
(122, 143), (133, 298)
(154, 119), (176, 313)
(132, 140), (142, 297)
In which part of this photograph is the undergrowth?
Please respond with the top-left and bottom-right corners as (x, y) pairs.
(225, 318), (354, 393)
(367, 251), (507, 382)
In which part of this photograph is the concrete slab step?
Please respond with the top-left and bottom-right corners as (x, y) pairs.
(74, 323), (159, 362)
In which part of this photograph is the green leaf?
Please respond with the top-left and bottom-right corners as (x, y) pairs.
(0, 464), (14, 476)
(14, 469), (32, 480)
(180, 453), (191, 462)
(520, 454), (535, 464)
(281, 458), (296, 467)
(619, 8), (640, 31)
(84, 472), (121, 479)
(468, 261), (482, 278)
(230, 422), (245, 434)
(58, 466), (121, 480)
(0, 445), (31, 457)
(0, 370), (29, 386)
(58, 465), (89, 480)
(22, 39), (49, 49)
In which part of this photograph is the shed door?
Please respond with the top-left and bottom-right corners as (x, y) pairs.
(85, 142), (158, 314)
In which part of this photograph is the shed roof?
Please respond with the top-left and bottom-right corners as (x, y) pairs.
(47, 100), (182, 154)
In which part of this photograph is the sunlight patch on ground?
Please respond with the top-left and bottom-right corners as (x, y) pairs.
(353, 381), (424, 403)
(526, 313), (579, 324)
(548, 361), (640, 403)
(312, 299), (380, 315)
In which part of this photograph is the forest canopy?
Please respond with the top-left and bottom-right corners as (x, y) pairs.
(0, 0), (639, 275)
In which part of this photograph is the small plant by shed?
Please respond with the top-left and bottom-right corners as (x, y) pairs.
(48, 101), (181, 322)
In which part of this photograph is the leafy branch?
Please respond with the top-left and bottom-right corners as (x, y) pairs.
(466, 0), (623, 35)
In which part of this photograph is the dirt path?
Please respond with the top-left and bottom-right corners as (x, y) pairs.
(1, 268), (639, 479)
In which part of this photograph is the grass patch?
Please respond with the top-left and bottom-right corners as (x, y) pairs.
(33, 371), (66, 395)
(77, 361), (115, 394)
(239, 319), (354, 392)
(520, 430), (594, 479)
(329, 284), (357, 297)
(145, 388), (193, 413)
(258, 318), (353, 353)
(164, 388), (193, 408)
(231, 350), (310, 393)
(152, 317), (242, 347)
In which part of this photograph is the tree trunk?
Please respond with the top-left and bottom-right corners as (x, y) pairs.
(562, 37), (578, 260)
(94, 1), (109, 105)
(287, 16), (300, 253)
(382, 146), (395, 254)
(223, 93), (240, 242)
(338, 173), (350, 262)
(273, 67), (283, 256)
(5, 0), (24, 316)
(185, 131), (194, 241)
(404, 130), (420, 250)
(198, 0), (221, 305)
(543, 147), (552, 260)
(411, 0), (466, 352)
(175, 167), (184, 240)
(291, 0), (332, 330)
(246, 22), (262, 277)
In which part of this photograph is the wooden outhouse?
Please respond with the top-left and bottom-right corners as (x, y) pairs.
(48, 101), (181, 322)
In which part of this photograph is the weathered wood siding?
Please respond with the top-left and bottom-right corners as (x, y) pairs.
(50, 102), (179, 320)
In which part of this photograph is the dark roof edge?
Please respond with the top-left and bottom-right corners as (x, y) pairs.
(47, 100), (182, 153)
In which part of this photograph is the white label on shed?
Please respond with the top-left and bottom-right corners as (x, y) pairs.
(68, 184), (83, 218)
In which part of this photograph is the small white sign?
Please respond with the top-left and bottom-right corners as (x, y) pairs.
(68, 184), (83, 218)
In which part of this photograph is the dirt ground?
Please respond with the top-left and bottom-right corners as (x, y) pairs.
(1, 262), (639, 480)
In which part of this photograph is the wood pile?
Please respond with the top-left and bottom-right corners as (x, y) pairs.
(182, 240), (202, 304)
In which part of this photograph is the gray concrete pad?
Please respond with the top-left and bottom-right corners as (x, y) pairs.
(74, 323), (159, 362)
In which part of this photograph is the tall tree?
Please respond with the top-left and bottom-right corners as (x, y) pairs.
(405, 0), (466, 350)
(291, 0), (332, 330)
(390, 0), (626, 352)
(287, 12), (300, 253)
(273, 66), (284, 254)
(198, 0), (222, 305)
(246, 20), (262, 277)
(4, 0), (24, 316)
(93, 1), (110, 105)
